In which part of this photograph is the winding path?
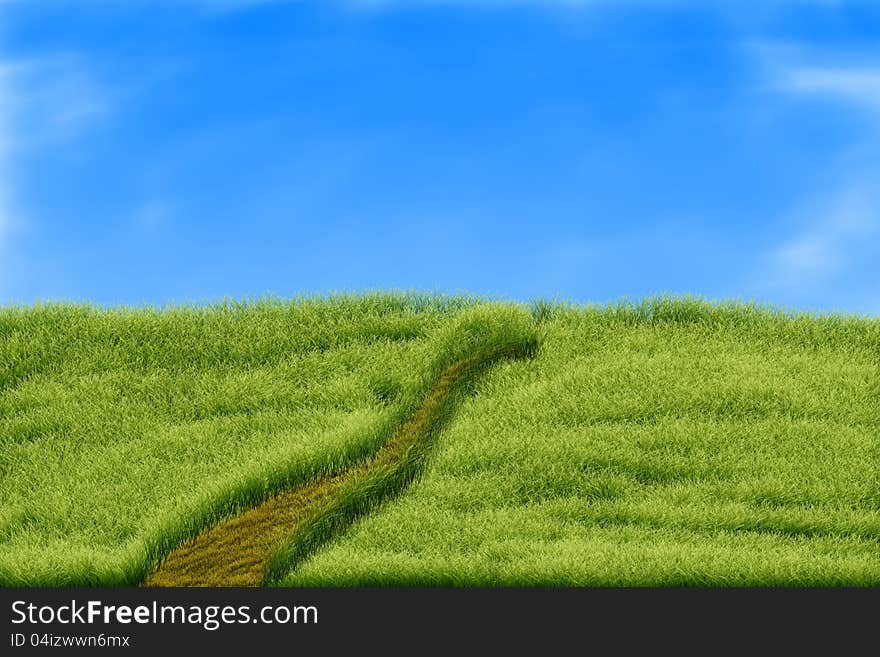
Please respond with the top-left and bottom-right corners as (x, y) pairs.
(144, 343), (529, 587)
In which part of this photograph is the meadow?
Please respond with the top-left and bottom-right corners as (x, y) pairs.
(0, 293), (531, 585)
(1, 295), (878, 586)
(282, 299), (880, 586)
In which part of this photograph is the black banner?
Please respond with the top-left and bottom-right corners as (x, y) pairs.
(1, 587), (876, 653)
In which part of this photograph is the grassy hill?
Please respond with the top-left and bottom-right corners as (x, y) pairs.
(1, 295), (878, 586)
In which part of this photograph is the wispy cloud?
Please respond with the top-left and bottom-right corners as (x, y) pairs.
(0, 62), (14, 246)
(0, 62), (16, 298)
(222, 0), (851, 11)
(2, 55), (110, 149)
(19, 0), (600, 14)
(753, 38), (880, 115)
(0, 53), (110, 186)
(765, 186), (880, 292)
(0, 53), (111, 300)
(781, 66), (880, 110)
(343, 0), (597, 6)
(747, 40), (880, 312)
(0, 0), (856, 21)
(215, 0), (855, 7)
(130, 200), (173, 237)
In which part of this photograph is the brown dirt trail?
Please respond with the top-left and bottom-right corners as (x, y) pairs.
(145, 348), (518, 587)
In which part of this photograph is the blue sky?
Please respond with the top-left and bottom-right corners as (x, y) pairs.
(1, 1), (879, 313)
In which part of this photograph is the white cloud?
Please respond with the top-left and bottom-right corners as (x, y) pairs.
(0, 0), (857, 23)
(0, 54), (109, 299)
(0, 64), (15, 299)
(0, 63), (13, 245)
(752, 39), (880, 115)
(345, 0), (596, 6)
(130, 200), (172, 236)
(300, 0), (851, 11)
(41, 0), (848, 15)
(781, 66), (880, 110)
(768, 187), (879, 287)
(746, 41), (880, 312)
(2, 56), (109, 149)
(250, 0), (851, 7)
(775, 236), (839, 279)
(0, 54), (109, 196)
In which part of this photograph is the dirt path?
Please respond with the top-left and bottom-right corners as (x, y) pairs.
(144, 345), (526, 587)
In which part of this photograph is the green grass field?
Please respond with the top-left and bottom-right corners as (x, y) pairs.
(1, 294), (878, 586)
